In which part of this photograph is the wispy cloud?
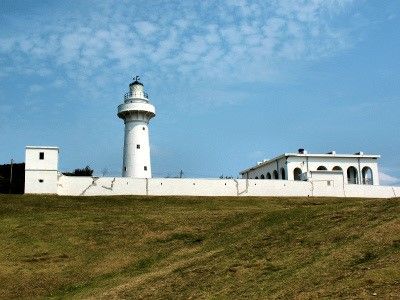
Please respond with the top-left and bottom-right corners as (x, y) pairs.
(379, 171), (400, 186)
(0, 0), (356, 94)
(0, 104), (12, 128)
(28, 84), (44, 94)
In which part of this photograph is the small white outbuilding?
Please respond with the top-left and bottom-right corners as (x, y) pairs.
(24, 146), (59, 194)
(240, 149), (380, 186)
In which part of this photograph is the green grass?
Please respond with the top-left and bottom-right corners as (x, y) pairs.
(0, 195), (399, 299)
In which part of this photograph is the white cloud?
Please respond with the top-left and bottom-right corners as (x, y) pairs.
(379, 172), (400, 186)
(28, 84), (44, 93)
(0, 104), (13, 129)
(0, 37), (16, 52)
(52, 79), (65, 88)
(135, 21), (158, 36)
(0, 104), (12, 114)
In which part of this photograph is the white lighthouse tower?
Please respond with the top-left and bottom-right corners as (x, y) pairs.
(117, 76), (156, 178)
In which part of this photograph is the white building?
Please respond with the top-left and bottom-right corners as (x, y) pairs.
(24, 146), (59, 194)
(22, 78), (400, 198)
(117, 77), (155, 178)
(240, 149), (379, 186)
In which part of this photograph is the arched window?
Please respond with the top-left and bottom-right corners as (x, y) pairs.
(347, 166), (359, 184)
(266, 172), (271, 179)
(362, 167), (373, 185)
(317, 166), (327, 170)
(332, 166), (342, 171)
(280, 168), (286, 180)
(260, 174), (265, 179)
(273, 170), (279, 179)
(255, 176), (259, 179)
(293, 168), (302, 181)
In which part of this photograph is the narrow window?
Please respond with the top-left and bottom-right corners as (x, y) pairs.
(39, 152), (44, 160)
(136, 144), (140, 149)
(38, 179), (44, 183)
(142, 127), (145, 130)
(144, 166), (147, 171)
(124, 167), (126, 171)
(280, 168), (286, 180)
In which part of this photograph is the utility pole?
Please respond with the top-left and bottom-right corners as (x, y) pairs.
(9, 159), (13, 194)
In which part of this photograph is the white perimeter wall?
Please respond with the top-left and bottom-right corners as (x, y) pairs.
(56, 175), (400, 198)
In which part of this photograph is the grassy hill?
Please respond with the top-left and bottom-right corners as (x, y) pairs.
(0, 195), (399, 299)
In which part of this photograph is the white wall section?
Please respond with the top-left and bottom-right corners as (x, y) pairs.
(56, 175), (400, 198)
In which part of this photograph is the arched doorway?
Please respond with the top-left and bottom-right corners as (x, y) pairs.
(273, 170), (279, 179)
(317, 166), (327, 170)
(280, 168), (286, 180)
(293, 168), (302, 181)
(260, 174), (265, 179)
(266, 172), (271, 179)
(362, 167), (373, 185)
(347, 166), (359, 184)
(255, 176), (259, 179)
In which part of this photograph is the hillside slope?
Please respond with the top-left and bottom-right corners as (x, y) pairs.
(0, 195), (399, 299)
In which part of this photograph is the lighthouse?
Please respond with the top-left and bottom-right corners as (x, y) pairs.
(117, 77), (156, 178)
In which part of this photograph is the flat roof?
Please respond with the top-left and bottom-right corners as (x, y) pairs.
(240, 152), (380, 174)
(26, 146), (59, 151)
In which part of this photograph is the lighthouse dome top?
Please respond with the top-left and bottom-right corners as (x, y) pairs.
(129, 80), (143, 87)
(129, 76), (143, 87)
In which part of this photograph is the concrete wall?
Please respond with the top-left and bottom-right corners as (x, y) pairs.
(344, 184), (400, 198)
(25, 146), (59, 171)
(25, 170), (58, 194)
(56, 175), (400, 198)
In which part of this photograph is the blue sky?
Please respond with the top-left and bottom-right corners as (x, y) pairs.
(0, 0), (399, 184)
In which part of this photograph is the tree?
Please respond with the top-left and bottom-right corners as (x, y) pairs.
(63, 166), (94, 176)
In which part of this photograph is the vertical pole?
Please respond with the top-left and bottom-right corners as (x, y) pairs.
(9, 159), (13, 194)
